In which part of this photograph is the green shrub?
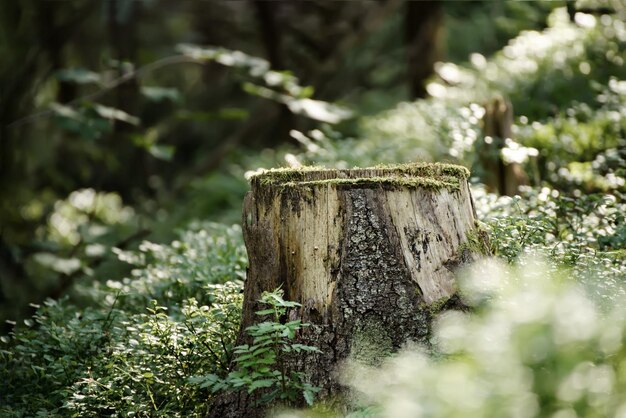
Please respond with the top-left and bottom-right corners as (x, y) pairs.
(515, 79), (626, 192)
(426, 8), (626, 118)
(473, 185), (626, 306)
(81, 222), (247, 314)
(64, 283), (242, 417)
(191, 289), (321, 407)
(0, 224), (245, 417)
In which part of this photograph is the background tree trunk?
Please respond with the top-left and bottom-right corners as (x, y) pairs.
(480, 97), (529, 196)
(210, 163), (488, 417)
(406, 0), (444, 99)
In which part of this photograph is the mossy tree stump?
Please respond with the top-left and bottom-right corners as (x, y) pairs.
(214, 163), (487, 416)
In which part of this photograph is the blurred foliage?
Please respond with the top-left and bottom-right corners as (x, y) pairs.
(355, 8), (626, 171)
(424, 8), (626, 118)
(1, 189), (140, 323)
(1, 224), (244, 417)
(87, 222), (247, 314)
(473, 187), (626, 307)
(516, 78), (626, 191)
(314, 257), (626, 418)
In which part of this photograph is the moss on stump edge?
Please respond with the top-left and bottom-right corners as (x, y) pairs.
(250, 162), (470, 191)
(458, 221), (492, 257)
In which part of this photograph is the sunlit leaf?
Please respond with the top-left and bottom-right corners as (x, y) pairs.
(56, 68), (102, 85)
(92, 104), (140, 126)
(286, 98), (353, 124)
(141, 86), (181, 103)
(147, 144), (175, 161)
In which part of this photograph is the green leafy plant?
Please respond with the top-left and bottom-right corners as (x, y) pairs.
(0, 225), (245, 418)
(64, 283), (243, 417)
(191, 289), (321, 407)
(471, 185), (626, 310)
(91, 222), (247, 313)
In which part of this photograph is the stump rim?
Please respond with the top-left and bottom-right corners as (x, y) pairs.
(250, 162), (470, 190)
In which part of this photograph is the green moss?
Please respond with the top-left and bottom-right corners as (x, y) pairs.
(251, 162), (470, 192)
(256, 165), (328, 186)
(283, 175), (461, 191)
(350, 319), (394, 367)
(426, 296), (451, 314)
(373, 162), (470, 179)
(458, 221), (492, 257)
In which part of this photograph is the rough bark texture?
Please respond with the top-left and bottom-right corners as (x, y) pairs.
(209, 163), (488, 417)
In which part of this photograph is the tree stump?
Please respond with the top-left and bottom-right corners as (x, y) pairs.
(211, 163), (488, 416)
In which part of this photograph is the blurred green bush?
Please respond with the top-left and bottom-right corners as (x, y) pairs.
(328, 257), (626, 418)
(1, 223), (245, 417)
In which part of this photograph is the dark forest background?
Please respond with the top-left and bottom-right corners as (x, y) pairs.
(0, 1), (565, 325)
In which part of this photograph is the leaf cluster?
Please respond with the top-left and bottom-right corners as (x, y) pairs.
(1, 226), (245, 417)
(191, 289), (321, 407)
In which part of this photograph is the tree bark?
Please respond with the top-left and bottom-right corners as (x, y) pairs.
(480, 97), (529, 196)
(210, 163), (488, 417)
(251, 0), (295, 148)
(406, 0), (444, 99)
(105, 0), (145, 198)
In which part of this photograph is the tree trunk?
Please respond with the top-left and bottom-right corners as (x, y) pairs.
(406, 0), (444, 99)
(210, 163), (488, 417)
(251, 0), (295, 148)
(480, 97), (529, 196)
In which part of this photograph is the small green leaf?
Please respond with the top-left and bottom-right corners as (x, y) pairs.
(148, 144), (175, 161)
(235, 353), (253, 362)
(252, 347), (272, 356)
(57, 68), (102, 85)
(303, 389), (315, 406)
(141, 86), (181, 103)
(255, 309), (276, 316)
(248, 379), (275, 393)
